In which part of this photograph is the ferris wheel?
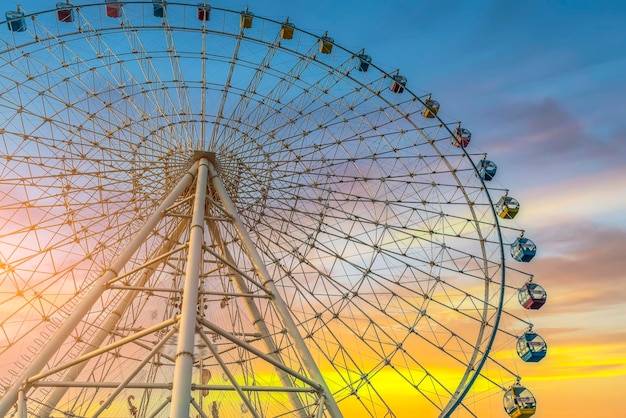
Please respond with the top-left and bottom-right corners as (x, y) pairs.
(0, 2), (548, 417)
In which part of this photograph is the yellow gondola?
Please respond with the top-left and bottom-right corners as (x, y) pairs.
(496, 194), (520, 219)
(422, 98), (440, 118)
(240, 9), (253, 29)
(280, 21), (295, 39)
(319, 36), (334, 54)
(503, 384), (536, 418)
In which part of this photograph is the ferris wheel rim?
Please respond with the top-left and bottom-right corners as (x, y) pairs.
(0, 2), (536, 417)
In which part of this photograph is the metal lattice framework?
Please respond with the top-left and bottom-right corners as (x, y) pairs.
(0, 2), (542, 417)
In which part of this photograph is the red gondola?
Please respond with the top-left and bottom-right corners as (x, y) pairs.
(105, 0), (121, 18)
(56, 2), (74, 23)
(452, 126), (471, 148)
(518, 282), (547, 309)
(390, 75), (407, 93)
(197, 5), (210, 21)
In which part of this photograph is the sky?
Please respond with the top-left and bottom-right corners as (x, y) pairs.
(2, 0), (626, 417)
(271, 1), (626, 416)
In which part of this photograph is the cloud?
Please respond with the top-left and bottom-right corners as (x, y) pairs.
(477, 98), (626, 175)
(516, 222), (626, 318)
(509, 165), (626, 229)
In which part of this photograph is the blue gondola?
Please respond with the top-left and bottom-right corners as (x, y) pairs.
(422, 99), (440, 118)
(390, 74), (407, 93)
(197, 4), (210, 21)
(477, 159), (497, 181)
(503, 384), (536, 418)
(511, 236), (536, 262)
(105, 0), (121, 18)
(518, 282), (547, 310)
(56, 2), (74, 23)
(496, 195), (519, 219)
(356, 53), (372, 72)
(153, 1), (165, 18)
(5, 10), (27, 32)
(453, 126), (471, 148)
(517, 332), (547, 362)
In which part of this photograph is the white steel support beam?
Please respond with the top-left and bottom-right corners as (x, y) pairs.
(197, 327), (261, 418)
(92, 327), (178, 417)
(169, 157), (210, 417)
(148, 398), (171, 418)
(197, 317), (319, 388)
(0, 160), (201, 417)
(17, 390), (26, 418)
(26, 318), (177, 384)
(207, 219), (307, 416)
(190, 397), (209, 418)
(206, 161), (343, 417)
(37, 221), (190, 417)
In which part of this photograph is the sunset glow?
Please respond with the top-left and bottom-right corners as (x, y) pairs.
(0, 1), (624, 417)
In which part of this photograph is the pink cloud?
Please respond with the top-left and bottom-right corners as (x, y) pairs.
(480, 97), (626, 168)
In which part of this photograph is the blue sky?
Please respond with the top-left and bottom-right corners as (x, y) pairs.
(2, 1), (625, 416)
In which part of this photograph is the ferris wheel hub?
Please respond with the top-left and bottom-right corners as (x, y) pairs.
(192, 150), (219, 167)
